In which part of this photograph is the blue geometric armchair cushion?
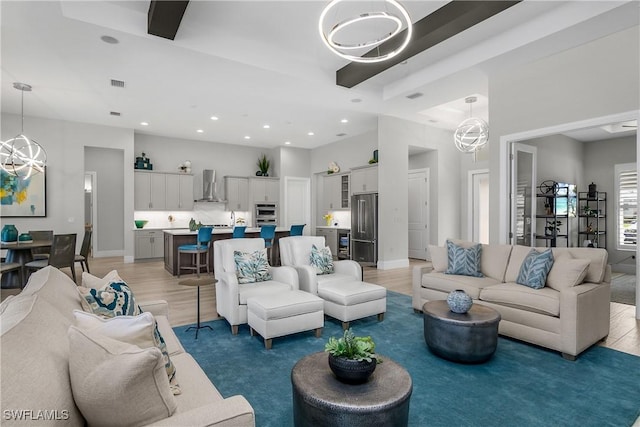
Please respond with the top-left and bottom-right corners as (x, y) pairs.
(234, 249), (272, 284)
(445, 240), (483, 277)
(516, 248), (555, 289)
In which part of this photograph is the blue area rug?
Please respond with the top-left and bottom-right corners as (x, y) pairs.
(174, 292), (640, 427)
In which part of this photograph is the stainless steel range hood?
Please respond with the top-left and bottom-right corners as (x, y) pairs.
(199, 169), (225, 202)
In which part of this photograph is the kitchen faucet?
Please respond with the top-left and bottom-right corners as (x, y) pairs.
(230, 210), (235, 227)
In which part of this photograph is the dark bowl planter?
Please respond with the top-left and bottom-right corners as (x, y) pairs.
(328, 353), (377, 384)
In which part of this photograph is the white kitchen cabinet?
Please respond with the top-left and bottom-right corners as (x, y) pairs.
(134, 171), (166, 210)
(225, 176), (250, 211)
(316, 227), (338, 259)
(135, 230), (164, 259)
(323, 173), (350, 210)
(165, 173), (194, 211)
(250, 177), (279, 203)
(350, 164), (378, 194)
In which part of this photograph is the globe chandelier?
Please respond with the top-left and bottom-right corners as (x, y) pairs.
(453, 96), (489, 153)
(0, 82), (47, 180)
(319, 0), (412, 64)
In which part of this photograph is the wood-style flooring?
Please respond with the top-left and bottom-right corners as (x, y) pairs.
(2, 256), (638, 357)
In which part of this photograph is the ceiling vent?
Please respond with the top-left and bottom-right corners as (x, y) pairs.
(406, 92), (423, 100)
(110, 79), (125, 88)
(110, 111), (121, 116)
(336, 133), (347, 137)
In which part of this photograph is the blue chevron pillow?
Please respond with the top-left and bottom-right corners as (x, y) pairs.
(445, 240), (483, 277)
(516, 248), (555, 289)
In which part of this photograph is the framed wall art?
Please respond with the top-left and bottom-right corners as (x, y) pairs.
(0, 166), (47, 217)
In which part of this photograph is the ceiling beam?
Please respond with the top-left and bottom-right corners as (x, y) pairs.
(336, 1), (522, 88)
(148, 1), (190, 40)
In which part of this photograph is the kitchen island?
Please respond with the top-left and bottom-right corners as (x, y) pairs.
(163, 227), (290, 276)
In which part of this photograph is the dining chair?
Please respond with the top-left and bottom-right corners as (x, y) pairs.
(25, 234), (77, 283)
(232, 226), (247, 238)
(29, 230), (54, 260)
(289, 224), (305, 236)
(74, 230), (92, 273)
(260, 225), (277, 264)
(1, 261), (23, 288)
(177, 226), (213, 277)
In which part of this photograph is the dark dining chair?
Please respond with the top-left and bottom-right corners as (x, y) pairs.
(74, 230), (92, 273)
(25, 234), (77, 283)
(29, 230), (54, 260)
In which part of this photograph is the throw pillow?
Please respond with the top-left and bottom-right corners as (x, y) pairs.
(546, 254), (590, 291)
(234, 248), (272, 284)
(68, 326), (177, 427)
(445, 240), (483, 277)
(310, 244), (335, 275)
(428, 245), (448, 272)
(81, 269), (124, 289)
(516, 248), (555, 289)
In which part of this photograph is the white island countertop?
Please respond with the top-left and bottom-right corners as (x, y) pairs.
(316, 226), (350, 230)
(162, 227), (289, 235)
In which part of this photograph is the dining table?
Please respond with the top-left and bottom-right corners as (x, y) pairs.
(1, 240), (52, 288)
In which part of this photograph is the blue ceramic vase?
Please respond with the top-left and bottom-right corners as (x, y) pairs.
(1, 224), (19, 243)
(447, 289), (473, 314)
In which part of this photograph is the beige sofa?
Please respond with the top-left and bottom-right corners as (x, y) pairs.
(1, 266), (255, 426)
(413, 241), (611, 359)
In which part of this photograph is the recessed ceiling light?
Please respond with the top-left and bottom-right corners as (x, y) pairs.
(196, 129), (203, 133)
(284, 141), (291, 145)
(244, 136), (251, 140)
(210, 116), (219, 121)
(263, 124), (270, 129)
(140, 122), (149, 126)
(307, 132), (314, 136)
(341, 119), (348, 123)
(100, 35), (119, 44)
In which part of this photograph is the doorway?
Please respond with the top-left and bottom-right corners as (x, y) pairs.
(510, 143), (537, 246)
(408, 168), (430, 259)
(84, 172), (97, 256)
(468, 169), (489, 243)
(283, 177), (311, 233)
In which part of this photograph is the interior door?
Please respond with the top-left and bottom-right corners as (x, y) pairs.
(469, 169), (489, 243)
(408, 169), (429, 259)
(284, 177), (310, 232)
(510, 143), (537, 246)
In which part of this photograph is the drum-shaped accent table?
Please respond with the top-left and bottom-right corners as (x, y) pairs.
(291, 351), (412, 427)
(423, 300), (501, 363)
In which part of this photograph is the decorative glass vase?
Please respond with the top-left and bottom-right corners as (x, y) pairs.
(447, 289), (473, 314)
(328, 354), (376, 384)
(1, 224), (19, 243)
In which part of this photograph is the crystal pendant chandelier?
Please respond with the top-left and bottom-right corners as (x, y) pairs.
(319, 0), (412, 64)
(453, 96), (489, 153)
(0, 82), (47, 179)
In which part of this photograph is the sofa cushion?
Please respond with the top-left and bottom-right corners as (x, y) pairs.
(505, 245), (537, 283)
(81, 269), (124, 288)
(316, 273), (358, 288)
(551, 247), (608, 283)
(234, 249), (272, 284)
(289, 236), (326, 266)
(318, 281), (386, 306)
(68, 326), (177, 427)
(155, 315), (186, 356)
(546, 253), (590, 291)
(21, 266), (85, 319)
(78, 281), (141, 317)
(445, 240), (483, 277)
(449, 239), (513, 281)
(168, 353), (224, 415)
(237, 280), (293, 304)
(310, 244), (335, 274)
(479, 283), (560, 316)
(516, 248), (555, 289)
(421, 272), (501, 299)
(429, 245), (448, 272)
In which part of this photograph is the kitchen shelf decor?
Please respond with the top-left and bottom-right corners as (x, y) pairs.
(577, 191), (606, 248)
(535, 181), (575, 247)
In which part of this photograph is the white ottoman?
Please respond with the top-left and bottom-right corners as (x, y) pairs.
(318, 281), (387, 330)
(247, 290), (324, 349)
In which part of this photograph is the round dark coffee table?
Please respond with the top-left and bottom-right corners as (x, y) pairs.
(422, 300), (501, 363)
(291, 351), (412, 427)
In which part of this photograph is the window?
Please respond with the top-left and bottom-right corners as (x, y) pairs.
(615, 163), (637, 250)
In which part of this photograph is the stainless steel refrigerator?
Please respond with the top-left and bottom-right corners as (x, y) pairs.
(351, 193), (378, 266)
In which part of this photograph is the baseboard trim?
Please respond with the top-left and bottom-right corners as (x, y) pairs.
(612, 264), (635, 275)
(94, 250), (124, 258)
(376, 258), (410, 270)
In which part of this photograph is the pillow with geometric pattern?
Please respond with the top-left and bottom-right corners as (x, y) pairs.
(234, 249), (272, 284)
(310, 244), (334, 275)
(445, 240), (483, 277)
(516, 248), (555, 289)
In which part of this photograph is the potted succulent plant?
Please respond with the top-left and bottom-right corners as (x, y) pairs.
(324, 328), (381, 384)
(257, 154), (270, 176)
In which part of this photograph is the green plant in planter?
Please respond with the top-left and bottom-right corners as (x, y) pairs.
(325, 328), (381, 363)
(257, 154), (270, 176)
(545, 220), (562, 236)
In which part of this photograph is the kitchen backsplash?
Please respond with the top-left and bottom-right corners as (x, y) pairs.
(327, 210), (351, 228)
(135, 203), (250, 229)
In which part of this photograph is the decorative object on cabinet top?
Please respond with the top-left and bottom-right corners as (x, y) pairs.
(369, 150), (378, 164)
(178, 160), (191, 174)
(256, 154), (270, 176)
(327, 161), (340, 174)
(134, 152), (152, 170)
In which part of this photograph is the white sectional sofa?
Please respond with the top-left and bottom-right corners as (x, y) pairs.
(413, 241), (611, 359)
(1, 266), (255, 427)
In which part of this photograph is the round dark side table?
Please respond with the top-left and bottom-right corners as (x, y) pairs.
(422, 300), (501, 363)
(291, 351), (412, 427)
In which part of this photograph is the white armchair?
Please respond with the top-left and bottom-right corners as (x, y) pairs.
(279, 236), (386, 330)
(214, 238), (299, 335)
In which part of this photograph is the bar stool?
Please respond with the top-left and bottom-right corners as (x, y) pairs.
(178, 226), (213, 278)
(260, 225), (277, 265)
(289, 224), (305, 236)
(232, 226), (246, 238)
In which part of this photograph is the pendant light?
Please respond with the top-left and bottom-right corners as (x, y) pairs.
(0, 82), (47, 180)
(453, 96), (489, 153)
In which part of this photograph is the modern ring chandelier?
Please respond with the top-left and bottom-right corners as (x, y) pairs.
(453, 96), (489, 153)
(0, 82), (47, 179)
(319, 0), (412, 63)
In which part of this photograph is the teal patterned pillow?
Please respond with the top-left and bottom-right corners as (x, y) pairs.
(516, 248), (554, 289)
(445, 240), (483, 277)
(310, 244), (334, 275)
(234, 249), (272, 284)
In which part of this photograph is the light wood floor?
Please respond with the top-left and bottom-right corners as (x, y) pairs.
(3, 257), (638, 357)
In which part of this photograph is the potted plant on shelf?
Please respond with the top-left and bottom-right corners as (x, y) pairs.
(256, 154), (270, 176)
(545, 220), (562, 236)
(324, 328), (381, 384)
